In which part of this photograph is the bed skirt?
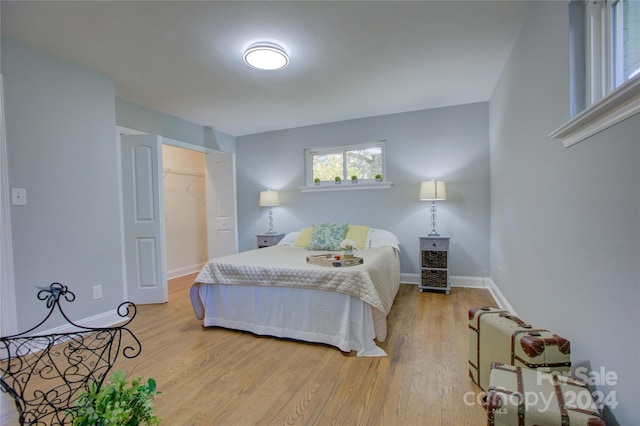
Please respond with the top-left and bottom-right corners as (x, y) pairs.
(190, 283), (387, 357)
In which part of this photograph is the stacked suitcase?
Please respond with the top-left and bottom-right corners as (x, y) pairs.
(469, 306), (571, 392)
(468, 307), (605, 425)
(486, 363), (605, 426)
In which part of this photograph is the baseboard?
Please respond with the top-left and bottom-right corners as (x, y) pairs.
(400, 273), (420, 285)
(37, 309), (128, 336)
(167, 262), (205, 280)
(401, 273), (492, 288)
(485, 278), (517, 315)
(450, 275), (491, 289)
(1, 309), (130, 357)
(401, 273), (516, 314)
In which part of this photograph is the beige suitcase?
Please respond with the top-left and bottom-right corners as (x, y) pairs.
(485, 363), (605, 426)
(469, 307), (571, 391)
(469, 306), (507, 389)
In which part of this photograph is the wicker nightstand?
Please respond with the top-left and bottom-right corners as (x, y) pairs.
(256, 233), (285, 248)
(419, 236), (450, 294)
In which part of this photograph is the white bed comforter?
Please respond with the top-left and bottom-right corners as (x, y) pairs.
(191, 245), (400, 341)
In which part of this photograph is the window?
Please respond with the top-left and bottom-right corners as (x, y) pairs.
(551, 0), (640, 147)
(585, 0), (640, 104)
(303, 141), (386, 187)
(612, 0), (640, 83)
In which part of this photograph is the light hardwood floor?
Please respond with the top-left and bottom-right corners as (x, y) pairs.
(2, 275), (495, 425)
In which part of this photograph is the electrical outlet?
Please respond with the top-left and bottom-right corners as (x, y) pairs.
(92, 285), (103, 300)
(11, 188), (27, 206)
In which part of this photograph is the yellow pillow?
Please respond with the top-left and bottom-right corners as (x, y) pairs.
(292, 227), (313, 248)
(345, 225), (370, 250)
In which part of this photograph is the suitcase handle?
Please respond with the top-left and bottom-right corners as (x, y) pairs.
(499, 313), (532, 328)
(468, 306), (503, 320)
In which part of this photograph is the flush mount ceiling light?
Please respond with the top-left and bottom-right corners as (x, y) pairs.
(243, 43), (289, 70)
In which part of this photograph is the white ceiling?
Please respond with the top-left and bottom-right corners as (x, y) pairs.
(1, 1), (532, 137)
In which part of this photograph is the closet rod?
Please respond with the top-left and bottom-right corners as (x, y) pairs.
(162, 168), (204, 178)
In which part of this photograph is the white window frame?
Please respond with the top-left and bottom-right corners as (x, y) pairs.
(550, 0), (640, 147)
(300, 140), (391, 192)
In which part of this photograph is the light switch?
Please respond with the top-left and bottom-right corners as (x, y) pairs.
(11, 188), (26, 206)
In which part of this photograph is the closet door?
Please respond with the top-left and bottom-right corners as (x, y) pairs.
(121, 134), (168, 304)
(205, 151), (237, 259)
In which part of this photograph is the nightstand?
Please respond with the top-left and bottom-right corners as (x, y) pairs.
(256, 233), (285, 248)
(419, 236), (451, 294)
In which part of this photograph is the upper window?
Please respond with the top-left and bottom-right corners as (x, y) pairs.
(551, 0), (639, 147)
(304, 141), (385, 186)
(612, 0), (640, 83)
(585, 0), (640, 105)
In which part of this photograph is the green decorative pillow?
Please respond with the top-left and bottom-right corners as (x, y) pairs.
(307, 222), (349, 251)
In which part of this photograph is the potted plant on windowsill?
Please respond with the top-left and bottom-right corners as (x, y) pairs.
(351, 175), (358, 183)
(334, 176), (341, 184)
(375, 174), (383, 182)
(314, 178), (320, 185)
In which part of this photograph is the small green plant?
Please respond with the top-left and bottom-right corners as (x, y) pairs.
(375, 174), (382, 181)
(314, 177), (320, 184)
(73, 370), (161, 426)
(351, 175), (357, 181)
(334, 176), (341, 183)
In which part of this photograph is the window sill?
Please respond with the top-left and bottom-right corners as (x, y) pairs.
(549, 76), (640, 148)
(299, 182), (392, 192)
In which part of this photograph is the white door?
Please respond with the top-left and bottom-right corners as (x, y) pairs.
(205, 151), (237, 258)
(121, 134), (168, 304)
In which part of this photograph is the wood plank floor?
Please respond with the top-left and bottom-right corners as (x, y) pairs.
(2, 275), (496, 425)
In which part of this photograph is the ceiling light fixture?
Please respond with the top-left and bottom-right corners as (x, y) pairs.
(243, 43), (289, 71)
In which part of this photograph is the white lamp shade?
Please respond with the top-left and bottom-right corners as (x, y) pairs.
(259, 190), (280, 207)
(419, 180), (446, 201)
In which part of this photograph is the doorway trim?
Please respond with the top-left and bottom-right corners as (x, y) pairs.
(116, 128), (238, 302)
(0, 73), (18, 335)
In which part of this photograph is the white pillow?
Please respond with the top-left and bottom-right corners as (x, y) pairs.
(278, 231), (299, 246)
(369, 228), (401, 251)
(364, 228), (373, 249)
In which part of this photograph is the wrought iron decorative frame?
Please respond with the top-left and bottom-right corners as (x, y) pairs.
(0, 283), (141, 425)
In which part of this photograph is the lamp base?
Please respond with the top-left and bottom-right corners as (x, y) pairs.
(428, 201), (441, 237)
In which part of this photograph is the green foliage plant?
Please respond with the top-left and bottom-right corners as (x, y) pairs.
(73, 370), (161, 426)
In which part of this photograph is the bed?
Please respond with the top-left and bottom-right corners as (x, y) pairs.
(190, 225), (401, 356)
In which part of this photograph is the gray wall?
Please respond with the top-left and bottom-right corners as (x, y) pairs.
(2, 38), (124, 329)
(6, 7), (636, 421)
(489, 2), (639, 424)
(236, 103), (491, 279)
(1, 38), (236, 332)
(116, 99), (236, 153)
